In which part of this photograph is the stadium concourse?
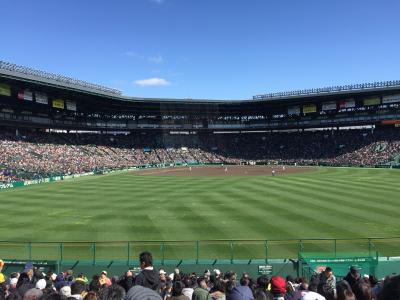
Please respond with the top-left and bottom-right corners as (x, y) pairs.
(1, 254), (400, 300)
(0, 127), (400, 183)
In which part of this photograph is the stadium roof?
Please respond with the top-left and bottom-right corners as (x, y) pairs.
(253, 80), (400, 101)
(1, 60), (400, 105)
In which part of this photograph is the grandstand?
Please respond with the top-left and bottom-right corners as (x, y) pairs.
(1, 61), (400, 299)
(1, 61), (400, 182)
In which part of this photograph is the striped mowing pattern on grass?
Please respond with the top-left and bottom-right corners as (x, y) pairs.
(0, 167), (399, 260)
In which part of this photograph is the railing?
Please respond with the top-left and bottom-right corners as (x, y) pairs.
(0, 237), (399, 265)
(0, 60), (122, 96)
(253, 80), (400, 100)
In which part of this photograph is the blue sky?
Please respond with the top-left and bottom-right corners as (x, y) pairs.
(1, 0), (399, 99)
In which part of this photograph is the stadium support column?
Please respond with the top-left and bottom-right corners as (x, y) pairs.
(16, 128), (19, 137)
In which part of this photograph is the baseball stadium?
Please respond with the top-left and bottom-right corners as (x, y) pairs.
(1, 59), (400, 291)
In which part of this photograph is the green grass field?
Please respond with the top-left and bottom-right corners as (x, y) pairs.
(0, 167), (400, 261)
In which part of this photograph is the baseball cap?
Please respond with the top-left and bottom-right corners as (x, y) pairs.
(159, 269), (166, 275)
(101, 270), (107, 275)
(271, 276), (286, 294)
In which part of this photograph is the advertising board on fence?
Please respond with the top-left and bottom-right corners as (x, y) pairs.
(303, 104), (317, 114)
(18, 89), (33, 101)
(35, 92), (49, 105)
(382, 94), (400, 104)
(339, 99), (355, 109)
(363, 97), (381, 106)
(52, 99), (65, 109)
(322, 101), (337, 111)
(288, 106), (301, 115)
(0, 83), (11, 96)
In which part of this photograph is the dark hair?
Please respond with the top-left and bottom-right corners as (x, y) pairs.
(240, 277), (250, 286)
(171, 281), (184, 296)
(71, 281), (86, 295)
(98, 285), (126, 300)
(89, 277), (101, 293)
(337, 280), (353, 300)
(378, 275), (400, 300)
(84, 291), (98, 300)
(353, 281), (372, 300)
(213, 280), (226, 294)
(257, 275), (269, 289)
(325, 267), (332, 273)
(40, 292), (68, 300)
(139, 252), (153, 267)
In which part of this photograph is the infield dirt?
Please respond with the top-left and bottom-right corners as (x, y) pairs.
(135, 165), (317, 177)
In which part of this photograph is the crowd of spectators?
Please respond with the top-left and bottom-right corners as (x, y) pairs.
(1, 253), (399, 300)
(1, 127), (400, 183)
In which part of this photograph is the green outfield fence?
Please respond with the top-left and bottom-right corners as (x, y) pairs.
(0, 237), (399, 266)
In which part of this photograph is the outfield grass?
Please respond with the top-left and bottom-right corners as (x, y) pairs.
(0, 167), (399, 260)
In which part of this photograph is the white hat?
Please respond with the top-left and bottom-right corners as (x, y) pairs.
(159, 269), (166, 275)
(51, 273), (57, 281)
(36, 279), (46, 290)
(10, 278), (18, 285)
(60, 286), (71, 297)
(213, 269), (221, 276)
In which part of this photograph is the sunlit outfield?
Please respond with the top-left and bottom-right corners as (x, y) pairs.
(0, 167), (399, 261)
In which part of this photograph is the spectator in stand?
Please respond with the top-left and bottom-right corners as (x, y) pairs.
(352, 280), (372, 300)
(343, 266), (360, 289)
(269, 276), (285, 300)
(99, 271), (111, 287)
(318, 267), (336, 300)
(169, 281), (190, 300)
(378, 274), (400, 300)
(134, 252), (159, 291)
(97, 284), (125, 300)
(192, 277), (211, 300)
(181, 277), (195, 299)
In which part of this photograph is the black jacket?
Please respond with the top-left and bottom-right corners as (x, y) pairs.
(134, 269), (160, 291)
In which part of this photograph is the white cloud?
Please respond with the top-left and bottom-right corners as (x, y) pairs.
(134, 78), (171, 87)
(148, 55), (164, 64)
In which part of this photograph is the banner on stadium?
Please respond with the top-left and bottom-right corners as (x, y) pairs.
(18, 89), (33, 101)
(0, 83), (11, 96)
(52, 99), (65, 109)
(287, 106), (300, 115)
(35, 92), (49, 105)
(303, 104), (317, 114)
(363, 97), (381, 106)
(339, 99), (355, 109)
(322, 101), (337, 111)
(382, 94), (400, 104)
(65, 100), (77, 111)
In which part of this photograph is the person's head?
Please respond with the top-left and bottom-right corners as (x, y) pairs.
(83, 291), (97, 300)
(171, 281), (184, 297)
(349, 266), (359, 278)
(352, 281), (372, 300)
(270, 276), (286, 296)
(213, 280), (226, 294)
(100, 271), (108, 279)
(98, 284), (126, 300)
(337, 280), (353, 300)
(70, 281), (86, 296)
(240, 276), (250, 287)
(89, 276), (101, 293)
(325, 267), (333, 278)
(139, 252), (153, 269)
(197, 276), (207, 289)
(378, 275), (400, 300)
(257, 275), (269, 290)
(159, 269), (166, 282)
